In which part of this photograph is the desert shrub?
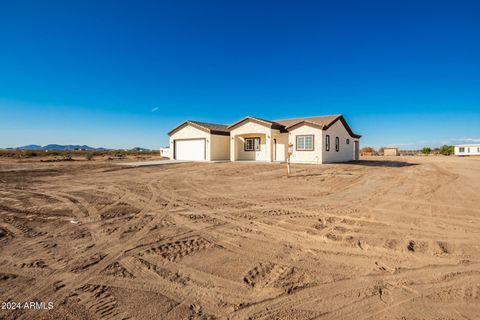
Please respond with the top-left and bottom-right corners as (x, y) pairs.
(60, 151), (72, 161)
(439, 145), (454, 156)
(113, 152), (127, 158)
(85, 152), (94, 161)
(46, 150), (61, 156)
(0, 150), (17, 158)
(421, 147), (431, 154)
(23, 150), (39, 158)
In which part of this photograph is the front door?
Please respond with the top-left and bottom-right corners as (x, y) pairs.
(274, 139), (285, 162)
(354, 141), (359, 160)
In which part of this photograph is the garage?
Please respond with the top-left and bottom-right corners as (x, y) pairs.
(174, 139), (205, 160)
(168, 120), (231, 161)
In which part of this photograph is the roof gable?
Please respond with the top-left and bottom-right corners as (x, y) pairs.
(276, 115), (361, 138)
(168, 120), (230, 136)
(283, 120), (325, 131)
(325, 116), (361, 138)
(227, 116), (285, 131)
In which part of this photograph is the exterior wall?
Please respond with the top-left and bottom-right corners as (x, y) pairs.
(321, 120), (356, 163)
(384, 148), (399, 156)
(455, 145), (480, 156)
(230, 121), (273, 162)
(288, 125), (323, 164)
(169, 125), (211, 161)
(210, 134), (230, 160)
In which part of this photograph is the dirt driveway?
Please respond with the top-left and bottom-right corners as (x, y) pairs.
(0, 156), (479, 319)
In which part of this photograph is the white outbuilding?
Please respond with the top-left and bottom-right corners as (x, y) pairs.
(159, 147), (170, 158)
(454, 144), (480, 156)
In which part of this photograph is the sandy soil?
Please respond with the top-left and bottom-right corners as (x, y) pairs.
(0, 156), (479, 319)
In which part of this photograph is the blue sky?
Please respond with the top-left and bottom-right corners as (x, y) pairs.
(1, 0), (479, 149)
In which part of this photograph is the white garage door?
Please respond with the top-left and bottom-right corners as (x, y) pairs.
(175, 139), (205, 161)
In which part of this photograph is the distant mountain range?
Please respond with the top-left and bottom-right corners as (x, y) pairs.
(17, 144), (109, 151)
(10, 145), (153, 151)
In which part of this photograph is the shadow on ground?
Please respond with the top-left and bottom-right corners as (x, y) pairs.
(348, 160), (418, 167)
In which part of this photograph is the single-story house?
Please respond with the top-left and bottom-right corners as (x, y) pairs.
(454, 144), (480, 156)
(167, 115), (361, 163)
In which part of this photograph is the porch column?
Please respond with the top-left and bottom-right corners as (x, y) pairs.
(266, 131), (273, 162)
(230, 135), (236, 161)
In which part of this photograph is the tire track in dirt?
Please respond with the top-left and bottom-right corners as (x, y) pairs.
(230, 262), (480, 320)
(166, 164), (479, 319)
(3, 158), (480, 319)
(12, 177), (176, 320)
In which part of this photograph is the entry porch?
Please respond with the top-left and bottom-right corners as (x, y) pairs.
(230, 132), (288, 162)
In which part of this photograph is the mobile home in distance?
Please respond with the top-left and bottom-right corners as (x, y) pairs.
(454, 144), (480, 156)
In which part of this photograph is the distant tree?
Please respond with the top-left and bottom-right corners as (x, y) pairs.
(361, 147), (375, 153)
(23, 150), (38, 158)
(61, 151), (72, 161)
(439, 145), (454, 156)
(378, 147), (385, 155)
(421, 147), (431, 154)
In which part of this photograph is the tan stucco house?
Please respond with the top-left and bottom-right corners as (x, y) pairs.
(383, 147), (399, 156)
(167, 115), (361, 163)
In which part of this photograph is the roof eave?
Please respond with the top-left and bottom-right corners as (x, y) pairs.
(210, 130), (230, 136)
(168, 121), (211, 136)
(323, 115), (362, 139)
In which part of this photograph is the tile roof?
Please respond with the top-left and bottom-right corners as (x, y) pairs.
(188, 120), (230, 133)
(273, 115), (341, 128)
(170, 114), (360, 138)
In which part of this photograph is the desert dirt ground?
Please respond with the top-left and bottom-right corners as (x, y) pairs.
(0, 156), (479, 320)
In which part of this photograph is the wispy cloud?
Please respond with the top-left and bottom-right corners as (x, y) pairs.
(450, 138), (480, 143)
(151, 107), (159, 112)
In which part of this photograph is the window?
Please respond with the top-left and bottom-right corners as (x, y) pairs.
(335, 137), (340, 152)
(467, 147), (470, 153)
(296, 135), (314, 151)
(459, 147), (465, 152)
(346, 138), (350, 145)
(244, 137), (260, 151)
(326, 135), (330, 151)
(478, 147), (480, 153)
